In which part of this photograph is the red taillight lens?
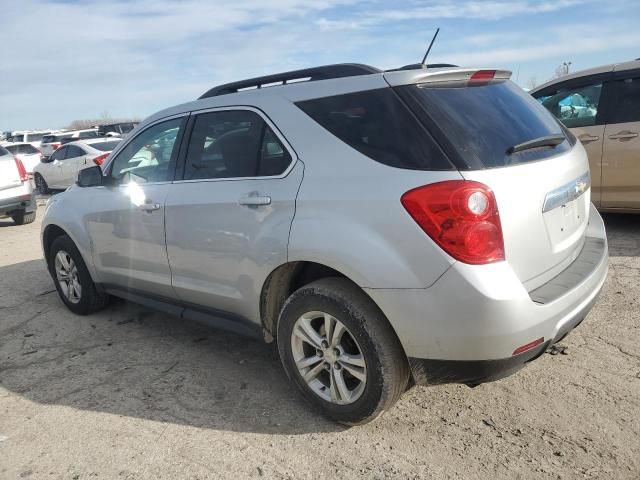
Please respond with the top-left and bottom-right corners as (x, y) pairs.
(469, 70), (496, 83)
(93, 153), (109, 166)
(14, 157), (28, 182)
(52, 143), (60, 150)
(401, 180), (505, 265)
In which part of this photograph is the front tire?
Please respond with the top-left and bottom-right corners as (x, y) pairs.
(48, 235), (109, 315)
(35, 173), (49, 195)
(277, 277), (409, 425)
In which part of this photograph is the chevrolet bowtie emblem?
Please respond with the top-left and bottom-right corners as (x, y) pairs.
(575, 181), (587, 194)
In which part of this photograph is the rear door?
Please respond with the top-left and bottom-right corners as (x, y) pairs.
(601, 70), (640, 210)
(165, 108), (302, 322)
(395, 77), (590, 290)
(87, 116), (186, 298)
(533, 74), (611, 207)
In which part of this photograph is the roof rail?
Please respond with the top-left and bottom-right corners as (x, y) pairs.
(198, 63), (381, 99)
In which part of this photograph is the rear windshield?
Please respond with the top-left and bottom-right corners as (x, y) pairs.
(90, 140), (120, 151)
(5, 144), (39, 154)
(42, 134), (71, 143)
(295, 89), (453, 170)
(396, 81), (571, 169)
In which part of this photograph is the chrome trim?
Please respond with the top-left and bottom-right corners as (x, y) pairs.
(542, 171), (590, 213)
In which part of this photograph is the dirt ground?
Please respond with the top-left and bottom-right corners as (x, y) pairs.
(0, 200), (638, 480)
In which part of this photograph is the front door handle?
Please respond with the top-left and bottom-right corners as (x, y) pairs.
(139, 202), (161, 212)
(578, 133), (599, 144)
(608, 131), (638, 140)
(239, 193), (271, 207)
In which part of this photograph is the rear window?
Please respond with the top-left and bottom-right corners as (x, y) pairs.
(296, 89), (453, 170)
(90, 141), (120, 151)
(396, 81), (571, 169)
(42, 134), (71, 143)
(5, 144), (39, 154)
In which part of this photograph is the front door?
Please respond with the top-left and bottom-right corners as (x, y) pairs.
(601, 73), (640, 210)
(60, 144), (86, 187)
(86, 116), (185, 298)
(165, 109), (303, 323)
(47, 146), (68, 188)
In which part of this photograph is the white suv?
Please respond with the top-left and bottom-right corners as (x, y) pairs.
(41, 64), (608, 424)
(0, 145), (36, 225)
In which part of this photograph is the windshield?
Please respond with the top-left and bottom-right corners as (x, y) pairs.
(396, 80), (571, 169)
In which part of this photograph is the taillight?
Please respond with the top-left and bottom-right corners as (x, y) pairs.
(14, 157), (28, 182)
(469, 70), (496, 83)
(52, 143), (60, 150)
(93, 153), (109, 166)
(401, 180), (505, 265)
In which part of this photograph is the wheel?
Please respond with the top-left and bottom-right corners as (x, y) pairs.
(34, 173), (49, 194)
(48, 235), (109, 315)
(11, 210), (36, 225)
(277, 277), (409, 425)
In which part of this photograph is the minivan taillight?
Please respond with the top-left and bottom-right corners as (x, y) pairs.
(52, 143), (60, 150)
(93, 153), (109, 166)
(14, 157), (29, 182)
(401, 181), (505, 265)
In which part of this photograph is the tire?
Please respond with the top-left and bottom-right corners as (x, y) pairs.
(34, 173), (49, 195)
(11, 210), (36, 225)
(48, 234), (109, 315)
(277, 277), (409, 425)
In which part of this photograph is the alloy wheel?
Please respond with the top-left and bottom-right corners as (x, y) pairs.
(54, 250), (82, 304)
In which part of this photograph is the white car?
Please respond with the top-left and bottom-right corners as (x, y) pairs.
(2, 131), (52, 151)
(40, 129), (99, 158)
(0, 145), (36, 225)
(3, 143), (43, 174)
(33, 138), (120, 193)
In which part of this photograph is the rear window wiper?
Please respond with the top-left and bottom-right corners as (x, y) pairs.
(507, 134), (565, 155)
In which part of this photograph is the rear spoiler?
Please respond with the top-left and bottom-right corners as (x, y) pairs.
(384, 68), (512, 88)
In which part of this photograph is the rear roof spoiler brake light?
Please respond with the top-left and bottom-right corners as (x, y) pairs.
(384, 68), (512, 88)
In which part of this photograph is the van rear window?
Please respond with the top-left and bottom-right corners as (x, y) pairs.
(396, 81), (571, 169)
(295, 89), (453, 170)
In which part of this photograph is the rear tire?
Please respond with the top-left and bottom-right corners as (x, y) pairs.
(11, 210), (36, 225)
(48, 235), (109, 315)
(277, 277), (409, 425)
(35, 173), (49, 195)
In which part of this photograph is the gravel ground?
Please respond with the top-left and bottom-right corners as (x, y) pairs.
(0, 201), (638, 479)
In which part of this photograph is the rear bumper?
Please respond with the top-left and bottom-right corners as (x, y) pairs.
(0, 190), (36, 216)
(365, 204), (608, 384)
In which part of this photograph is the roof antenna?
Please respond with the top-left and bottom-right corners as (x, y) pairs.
(421, 28), (440, 67)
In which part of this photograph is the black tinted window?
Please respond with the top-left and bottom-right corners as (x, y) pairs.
(6, 144), (39, 154)
(79, 130), (98, 139)
(90, 141), (120, 152)
(49, 147), (66, 161)
(65, 145), (85, 158)
(0, 146), (9, 156)
(398, 81), (570, 170)
(296, 89), (452, 170)
(183, 110), (291, 180)
(610, 76), (640, 124)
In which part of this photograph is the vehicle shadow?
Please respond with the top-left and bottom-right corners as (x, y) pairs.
(0, 259), (343, 435)
(601, 212), (640, 257)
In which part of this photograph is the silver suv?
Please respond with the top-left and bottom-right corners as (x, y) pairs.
(42, 64), (608, 424)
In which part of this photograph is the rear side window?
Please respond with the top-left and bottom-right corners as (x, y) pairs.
(183, 110), (291, 180)
(25, 133), (45, 142)
(296, 89), (452, 170)
(0, 146), (9, 156)
(79, 130), (98, 139)
(610, 76), (640, 124)
(398, 81), (571, 170)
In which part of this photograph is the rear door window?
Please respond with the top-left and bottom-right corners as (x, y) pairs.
(397, 80), (571, 170)
(608, 75), (640, 124)
(65, 145), (86, 158)
(296, 89), (452, 170)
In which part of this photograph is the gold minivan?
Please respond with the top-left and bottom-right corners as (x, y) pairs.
(532, 59), (640, 212)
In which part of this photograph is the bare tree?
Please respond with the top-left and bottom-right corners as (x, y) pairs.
(527, 76), (538, 90)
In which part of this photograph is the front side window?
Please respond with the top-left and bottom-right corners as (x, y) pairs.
(537, 83), (602, 128)
(109, 118), (182, 184)
(49, 147), (67, 162)
(609, 76), (640, 124)
(183, 110), (291, 180)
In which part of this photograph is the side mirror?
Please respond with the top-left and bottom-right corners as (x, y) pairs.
(77, 166), (104, 188)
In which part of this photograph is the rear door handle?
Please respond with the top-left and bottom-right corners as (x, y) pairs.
(608, 131), (638, 140)
(238, 193), (271, 207)
(139, 202), (160, 212)
(578, 134), (599, 144)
